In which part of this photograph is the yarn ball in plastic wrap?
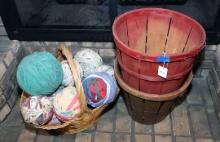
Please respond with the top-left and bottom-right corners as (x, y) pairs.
(21, 96), (53, 125)
(61, 60), (74, 86)
(17, 52), (63, 96)
(53, 86), (81, 122)
(74, 49), (103, 78)
(96, 64), (114, 77)
(47, 114), (61, 125)
(82, 72), (117, 108)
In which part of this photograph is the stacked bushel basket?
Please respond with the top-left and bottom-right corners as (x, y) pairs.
(113, 8), (206, 124)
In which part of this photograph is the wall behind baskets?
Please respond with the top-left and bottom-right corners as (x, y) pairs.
(0, 15), (220, 123)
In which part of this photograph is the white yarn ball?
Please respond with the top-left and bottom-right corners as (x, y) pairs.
(74, 59), (83, 79)
(61, 60), (74, 86)
(96, 64), (114, 77)
(74, 49), (103, 78)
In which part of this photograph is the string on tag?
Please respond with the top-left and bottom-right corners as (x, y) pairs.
(162, 51), (169, 68)
(157, 52), (169, 79)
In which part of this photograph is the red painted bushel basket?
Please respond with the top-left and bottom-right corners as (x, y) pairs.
(112, 8), (206, 94)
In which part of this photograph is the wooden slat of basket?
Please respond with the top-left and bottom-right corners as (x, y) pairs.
(127, 15), (147, 53)
(117, 21), (129, 46)
(158, 100), (174, 113)
(165, 19), (192, 54)
(146, 13), (171, 56)
(136, 15), (147, 53)
(183, 27), (202, 53)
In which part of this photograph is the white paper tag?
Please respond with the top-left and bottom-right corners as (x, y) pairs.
(158, 66), (168, 78)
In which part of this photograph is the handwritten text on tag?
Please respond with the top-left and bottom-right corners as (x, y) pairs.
(158, 66), (168, 78)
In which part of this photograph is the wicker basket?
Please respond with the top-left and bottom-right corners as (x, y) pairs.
(20, 43), (117, 134)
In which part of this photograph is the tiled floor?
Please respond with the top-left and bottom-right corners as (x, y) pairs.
(1, 77), (220, 142)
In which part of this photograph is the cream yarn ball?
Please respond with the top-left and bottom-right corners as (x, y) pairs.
(53, 86), (81, 122)
(61, 60), (83, 86)
(61, 60), (74, 86)
(74, 49), (103, 78)
(74, 59), (83, 79)
(96, 64), (114, 77)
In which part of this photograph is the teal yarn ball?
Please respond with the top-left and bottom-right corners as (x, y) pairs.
(17, 52), (63, 96)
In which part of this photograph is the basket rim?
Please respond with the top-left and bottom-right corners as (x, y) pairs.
(117, 55), (193, 81)
(114, 60), (193, 101)
(112, 8), (206, 62)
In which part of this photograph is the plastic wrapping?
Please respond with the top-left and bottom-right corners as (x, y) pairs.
(82, 72), (117, 108)
(21, 96), (53, 125)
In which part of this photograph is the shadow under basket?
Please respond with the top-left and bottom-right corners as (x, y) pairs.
(114, 61), (192, 124)
(20, 43), (118, 134)
(113, 8), (205, 94)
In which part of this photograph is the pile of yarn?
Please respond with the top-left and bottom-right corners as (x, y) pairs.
(18, 47), (117, 126)
(18, 51), (82, 126)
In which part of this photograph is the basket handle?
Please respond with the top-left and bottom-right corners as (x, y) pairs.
(57, 43), (88, 112)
